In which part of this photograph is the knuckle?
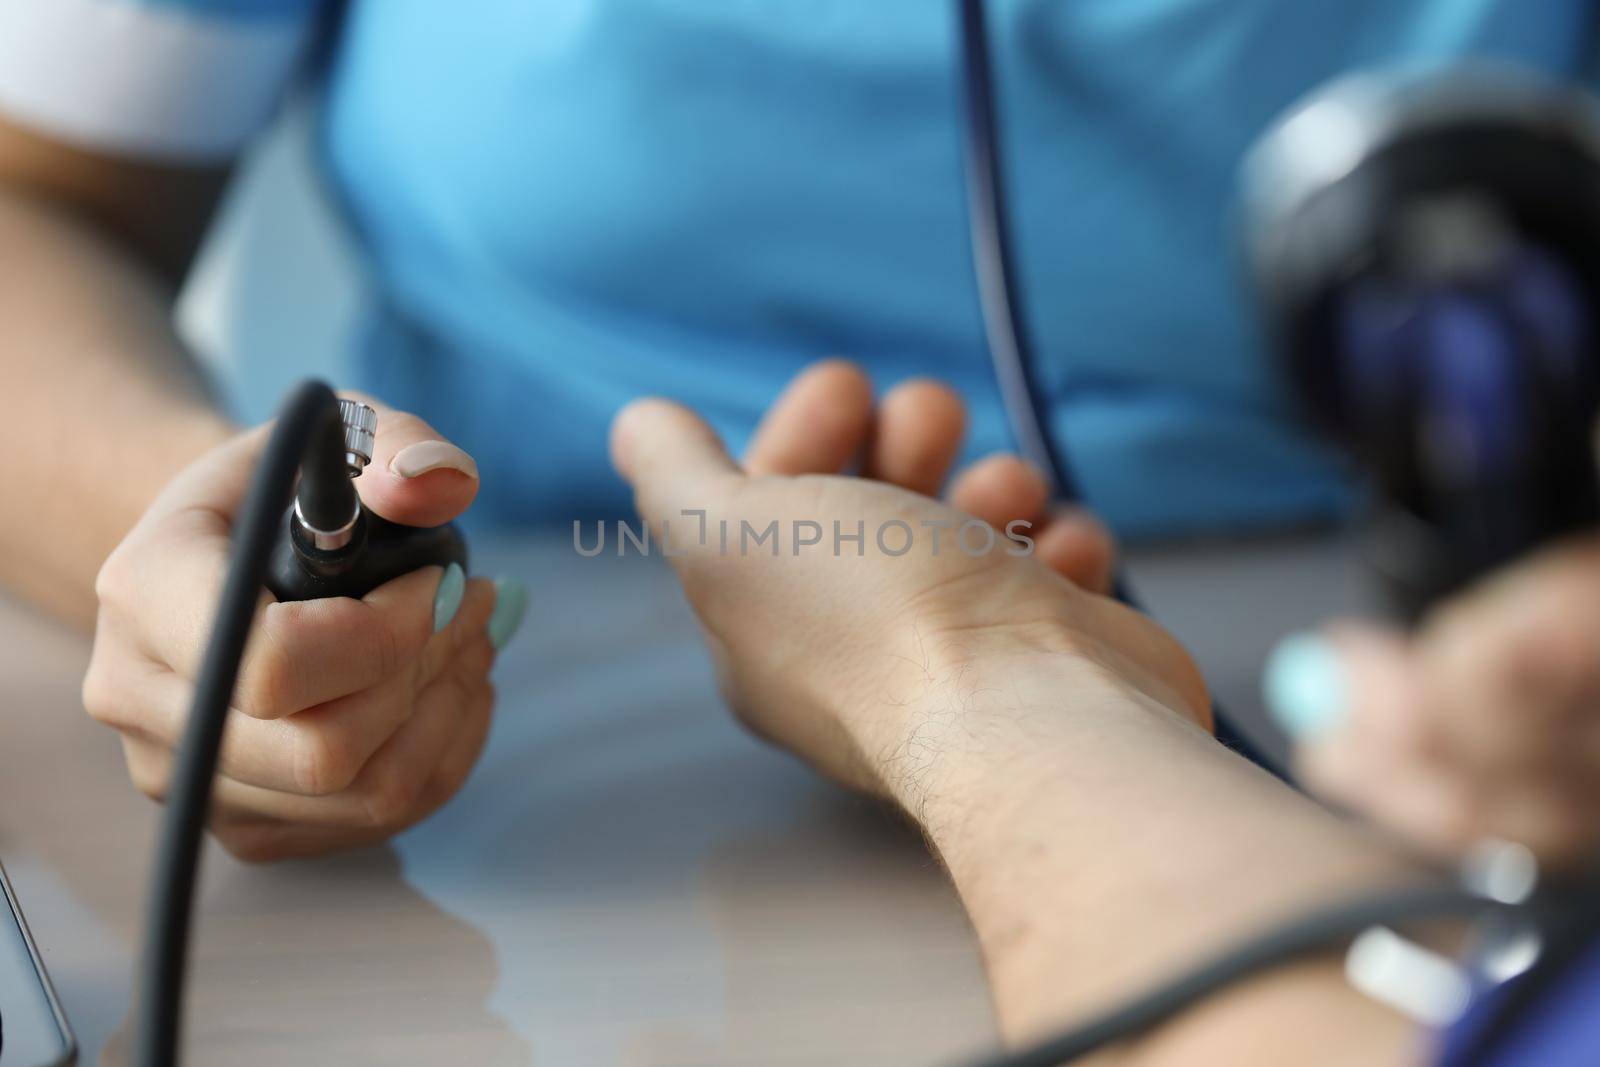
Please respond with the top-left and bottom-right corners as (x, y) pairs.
(347, 597), (410, 682)
(127, 757), (169, 804)
(1521, 627), (1595, 704)
(448, 661), (481, 710)
(240, 617), (299, 717)
(215, 825), (286, 865)
(363, 765), (425, 828)
(372, 611), (407, 680)
(93, 545), (135, 607)
(292, 726), (361, 797)
(80, 662), (123, 727)
(463, 638), (495, 679)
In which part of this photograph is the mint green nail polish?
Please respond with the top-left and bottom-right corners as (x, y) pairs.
(433, 563), (465, 633)
(1263, 632), (1347, 740)
(488, 577), (529, 650)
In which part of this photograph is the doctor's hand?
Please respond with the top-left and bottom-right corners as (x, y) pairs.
(1269, 538), (1600, 872)
(83, 397), (520, 862)
(610, 360), (1211, 796)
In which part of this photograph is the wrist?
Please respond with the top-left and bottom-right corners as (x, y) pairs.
(849, 615), (1192, 836)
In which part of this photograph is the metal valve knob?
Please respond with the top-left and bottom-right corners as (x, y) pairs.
(339, 399), (377, 477)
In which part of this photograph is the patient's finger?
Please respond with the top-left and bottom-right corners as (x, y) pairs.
(1034, 506), (1118, 594)
(611, 399), (742, 531)
(864, 379), (966, 496)
(947, 453), (1051, 530)
(743, 359), (874, 476)
(944, 454), (1117, 589)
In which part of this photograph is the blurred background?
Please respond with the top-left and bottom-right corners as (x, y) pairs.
(179, 100), (359, 424)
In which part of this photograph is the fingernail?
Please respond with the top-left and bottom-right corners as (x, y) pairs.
(488, 577), (529, 650)
(1263, 632), (1348, 740)
(390, 440), (480, 480)
(433, 563), (465, 633)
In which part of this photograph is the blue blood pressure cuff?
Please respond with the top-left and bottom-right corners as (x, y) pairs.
(1434, 928), (1600, 1067)
(0, 0), (326, 160)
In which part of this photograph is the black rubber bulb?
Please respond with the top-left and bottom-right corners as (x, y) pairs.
(264, 397), (468, 602)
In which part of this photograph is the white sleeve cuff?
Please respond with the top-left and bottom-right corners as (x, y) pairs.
(0, 0), (317, 162)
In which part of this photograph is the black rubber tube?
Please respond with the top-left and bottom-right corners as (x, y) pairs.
(956, 0), (1081, 501)
(953, 0), (1285, 773)
(135, 381), (345, 1067)
(294, 400), (359, 532)
(957, 886), (1519, 1067)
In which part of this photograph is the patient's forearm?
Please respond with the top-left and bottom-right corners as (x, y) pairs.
(880, 641), (1419, 1066)
(0, 187), (233, 626)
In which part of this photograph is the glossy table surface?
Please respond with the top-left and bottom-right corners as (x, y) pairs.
(0, 529), (1364, 1066)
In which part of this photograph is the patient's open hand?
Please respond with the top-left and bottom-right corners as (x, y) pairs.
(610, 360), (1211, 794)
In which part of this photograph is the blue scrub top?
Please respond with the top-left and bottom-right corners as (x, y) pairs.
(30, 1), (1600, 535)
